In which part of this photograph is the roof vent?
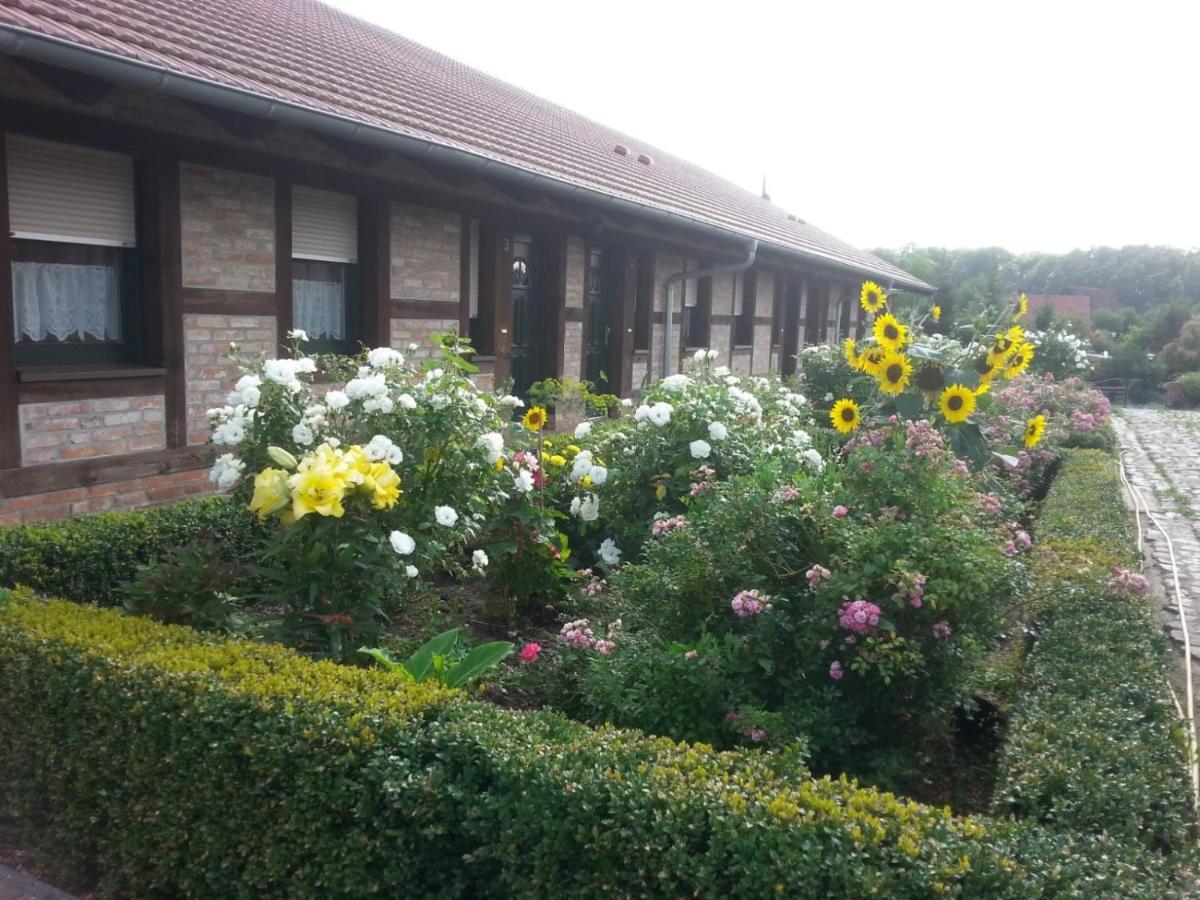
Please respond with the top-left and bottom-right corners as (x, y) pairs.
(613, 144), (629, 156)
(637, 153), (653, 166)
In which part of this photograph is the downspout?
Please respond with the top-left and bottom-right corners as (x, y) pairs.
(661, 240), (757, 377)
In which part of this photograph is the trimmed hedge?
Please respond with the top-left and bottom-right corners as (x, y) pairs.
(0, 496), (266, 604)
(993, 450), (1195, 860)
(0, 590), (1176, 898)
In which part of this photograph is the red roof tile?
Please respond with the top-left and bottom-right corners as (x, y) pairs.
(0, 0), (933, 291)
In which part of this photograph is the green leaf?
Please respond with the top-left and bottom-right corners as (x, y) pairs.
(905, 343), (942, 361)
(357, 647), (410, 678)
(404, 628), (461, 681)
(894, 391), (924, 421)
(443, 642), (514, 689)
(948, 369), (980, 390)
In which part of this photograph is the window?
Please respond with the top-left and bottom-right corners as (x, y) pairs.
(733, 270), (756, 347)
(682, 272), (711, 350)
(633, 252), (653, 352)
(292, 186), (359, 350)
(7, 134), (139, 366)
(466, 217), (489, 351)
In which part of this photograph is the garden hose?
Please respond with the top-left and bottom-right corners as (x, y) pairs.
(1118, 448), (1200, 820)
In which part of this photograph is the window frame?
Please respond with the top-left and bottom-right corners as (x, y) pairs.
(682, 272), (712, 351)
(289, 184), (364, 355)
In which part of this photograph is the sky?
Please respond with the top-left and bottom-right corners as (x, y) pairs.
(324, 0), (1198, 256)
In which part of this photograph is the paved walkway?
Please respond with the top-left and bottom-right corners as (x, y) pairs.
(1113, 408), (1200, 658)
(0, 866), (77, 900)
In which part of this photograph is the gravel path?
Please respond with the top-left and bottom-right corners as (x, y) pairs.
(1113, 408), (1200, 658)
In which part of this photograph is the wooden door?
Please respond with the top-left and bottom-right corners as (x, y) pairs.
(509, 232), (543, 397)
(584, 246), (611, 388)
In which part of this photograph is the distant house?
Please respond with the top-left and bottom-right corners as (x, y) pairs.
(1024, 287), (1118, 326)
(0, 0), (931, 523)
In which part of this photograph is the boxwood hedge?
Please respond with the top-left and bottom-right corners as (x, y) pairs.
(993, 450), (1195, 861)
(0, 589), (1179, 898)
(0, 495), (266, 604)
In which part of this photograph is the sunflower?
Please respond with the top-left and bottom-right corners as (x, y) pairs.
(860, 280), (887, 315)
(830, 398), (862, 433)
(857, 346), (887, 377)
(938, 384), (975, 423)
(1024, 414), (1047, 448)
(873, 312), (909, 352)
(915, 362), (946, 392)
(522, 406), (548, 431)
(1015, 292), (1029, 321)
(842, 337), (858, 368)
(931, 305), (942, 323)
(989, 326), (1025, 361)
(976, 355), (1001, 384)
(876, 351), (913, 396)
(1003, 342), (1035, 379)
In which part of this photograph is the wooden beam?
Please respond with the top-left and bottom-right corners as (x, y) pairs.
(0, 132), (18, 469)
(274, 180), (293, 348)
(183, 99), (274, 142)
(359, 195), (392, 346)
(16, 59), (114, 105)
(0, 445), (211, 499)
(181, 287), (276, 316)
(138, 156), (186, 448)
(458, 214), (471, 337)
(18, 376), (166, 404)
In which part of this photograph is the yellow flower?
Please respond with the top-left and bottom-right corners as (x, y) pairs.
(860, 280), (887, 315)
(875, 352), (913, 396)
(976, 355), (1001, 385)
(857, 346), (886, 377)
(566, 444), (582, 457)
(842, 337), (858, 367)
(938, 385), (975, 424)
(362, 461), (401, 510)
(522, 406), (548, 432)
(655, 482), (667, 501)
(1004, 341), (1034, 378)
(1015, 292), (1029, 321)
(830, 398), (862, 433)
(581, 474), (593, 488)
(248, 467), (291, 519)
(1024, 414), (1047, 448)
(494, 457), (505, 471)
(540, 451), (550, 463)
(288, 462), (348, 520)
(872, 313), (908, 352)
(549, 454), (567, 467)
(931, 305), (942, 322)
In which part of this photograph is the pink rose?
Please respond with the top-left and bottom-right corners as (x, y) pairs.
(519, 642), (542, 664)
(832, 505), (849, 519)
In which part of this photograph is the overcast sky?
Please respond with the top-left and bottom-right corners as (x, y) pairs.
(326, 0), (1196, 256)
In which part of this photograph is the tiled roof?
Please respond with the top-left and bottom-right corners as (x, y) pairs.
(0, 0), (933, 291)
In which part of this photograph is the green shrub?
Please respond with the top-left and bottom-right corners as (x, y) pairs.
(0, 496), (267, 605)
(0, 590), (1178, 898)
(992, 450), (1194, 861)
(1178, 371), (1200, 408)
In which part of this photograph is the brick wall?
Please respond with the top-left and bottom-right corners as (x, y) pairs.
(180, 164), (275, 291)
(709, 272), (734, 361)
(0, 468), (213, 526)
(184, 314), (277, 444)
(18, 397), (165, 466)
(753, 271), (775, 376)
(390, 203), (460, 302)
(391, 317), (459, 363)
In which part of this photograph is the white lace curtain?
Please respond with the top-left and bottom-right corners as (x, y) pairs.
(12, 261), (121, 342)
(292, 278), (345, 340)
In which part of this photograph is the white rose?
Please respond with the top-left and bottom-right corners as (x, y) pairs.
(689, 439), (712, 460)
(514, 469), (535, 493)
(208, 453), (245, 491)
(405, 565), (419, 578)
(367, 347), (405, 368)
(397, 394), (417, 410)
(599, 538), (621, 566)
(571, 451), (594, 481)
(802, 448), (825, 472)
(574, 421), (592, 439)
(478, 431), (505, 464)
(472, 549), (489, 569)
(434, 505), (458, 527)
(662, 374), (691, 391)
(325, 390), (350, 410)
(287, 328), (309, 342)
(648, 402), (673, 427)
(708, 422), (728, 441)
(588, 465), (607, 486)
(292, 423), (314, 446)
(366, 435), (403, 464)
(579, 493), (600, 522)
(693, 348), (708, 362)
(389, 531), (416, 555)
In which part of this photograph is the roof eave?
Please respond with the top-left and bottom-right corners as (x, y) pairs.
(0, 24), (935, 294)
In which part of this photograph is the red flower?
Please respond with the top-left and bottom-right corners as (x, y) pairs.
(519, 642), (542, 664)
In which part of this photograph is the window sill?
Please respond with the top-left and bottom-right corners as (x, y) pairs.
(632, 349), (651, 356)
(18, 364), (168, 383)
(732, 345), (753, 351)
